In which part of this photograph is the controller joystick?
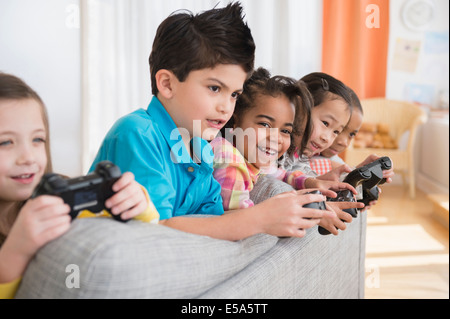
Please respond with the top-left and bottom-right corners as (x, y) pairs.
(32, 161), (125, 222)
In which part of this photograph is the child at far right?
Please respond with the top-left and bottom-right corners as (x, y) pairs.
(309, 87), (395, 210)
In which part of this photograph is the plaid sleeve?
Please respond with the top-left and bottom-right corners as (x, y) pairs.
(271, 168), (307, 190)
(309, 158), (333, 175)
(211, 138), (255, 211)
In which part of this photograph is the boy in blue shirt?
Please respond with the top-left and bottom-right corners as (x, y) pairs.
(91, 2), (338, 240)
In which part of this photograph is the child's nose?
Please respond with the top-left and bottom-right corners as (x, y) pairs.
(17, 145), (35, 165)
(320, 130), (332, 143)
(277, 131), (284, 145)
(265, 128), (279, 143)
(338, 136), (349, 147)
(217, 99), (234, 115)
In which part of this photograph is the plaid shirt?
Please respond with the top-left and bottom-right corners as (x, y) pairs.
(309, 157), (333, 175)
(268, 167), (308, 190)
(211, 138), (261, 211)
(212, 137), (319, 211)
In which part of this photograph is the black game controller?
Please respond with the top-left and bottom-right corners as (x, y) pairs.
(302, 191), (335, 236)
(327, 189), (358, 218)
(303, 190), (328, 234)
(303, 190), (327, 210)
(343, 156), (392, 206)
(320, 156), (392, 235)
(320, 189), (358, 235)
(32, 161), (125, 222)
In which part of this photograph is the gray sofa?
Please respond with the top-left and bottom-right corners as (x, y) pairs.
(16, 175), (367, 299)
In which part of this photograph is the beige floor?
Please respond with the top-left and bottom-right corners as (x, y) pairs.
(364, 184), (449, 299)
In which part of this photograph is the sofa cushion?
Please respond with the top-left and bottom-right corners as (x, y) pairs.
(250, 175), (295, 204)
(213, 172), (365, 299)
(16, 218), (278, 299)
(199, 215), (367, 299)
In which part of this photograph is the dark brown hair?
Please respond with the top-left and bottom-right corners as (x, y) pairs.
(225, 67), (313, 155)
(348, 86), (363, 115)
(300, 72), (353, 111)
(149, 2), (256, 95)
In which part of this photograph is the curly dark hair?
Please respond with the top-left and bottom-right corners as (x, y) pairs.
(224, 67), (313, 155)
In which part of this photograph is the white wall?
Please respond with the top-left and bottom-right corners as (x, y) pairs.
(418, 118), (449, 193)
(386, 0), (449, 194)
(0, 0), (82, 176)
(386, 0), (449, 107)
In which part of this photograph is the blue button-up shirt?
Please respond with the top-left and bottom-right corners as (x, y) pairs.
(90, 96), (224, 220)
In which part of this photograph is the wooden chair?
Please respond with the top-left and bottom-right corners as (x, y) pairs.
(345, 98), (427, 198)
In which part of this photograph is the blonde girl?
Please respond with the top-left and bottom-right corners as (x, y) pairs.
(0, 73), (158, 299)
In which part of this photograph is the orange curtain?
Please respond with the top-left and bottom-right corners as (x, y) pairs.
(322, 0), (390, 99)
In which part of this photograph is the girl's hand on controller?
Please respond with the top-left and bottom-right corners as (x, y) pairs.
(295, 188), (337, 199)
(319, 202), (361, 235)
(318, 203), (347, 236)
(305, 178), (358, 196)
(316, 164), (353, 182)
(358, 154), (395, 183)
(0, 196), (71, 283)
(105, 172), (148, 220)
(7, 196), (71, 258)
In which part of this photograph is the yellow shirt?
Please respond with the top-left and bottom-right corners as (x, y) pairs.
(0, 187), (159, 299)
(77, 187), (160, 223)
(0, 277), (21, 299)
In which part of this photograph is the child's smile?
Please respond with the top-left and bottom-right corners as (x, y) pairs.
(257, 145), (278, 157)
(309, 140), (325, 153)
(234, 94), (295, 169)
(10, 173), (37, 185)
(255, 141), (280, 166)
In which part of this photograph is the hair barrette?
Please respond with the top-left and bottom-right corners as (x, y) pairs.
(321, 78), (329, 91)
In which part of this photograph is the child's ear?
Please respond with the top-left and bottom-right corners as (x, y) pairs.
(232, 114), (238, 129)
(155, 69), (175, 99)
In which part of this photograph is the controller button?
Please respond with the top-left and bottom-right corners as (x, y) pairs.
(48, 175), (68, 189)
